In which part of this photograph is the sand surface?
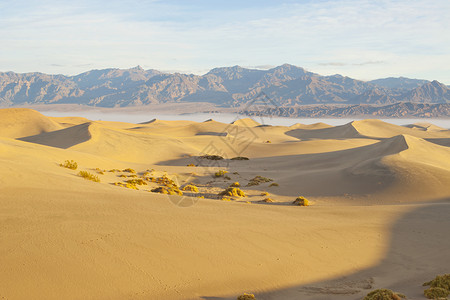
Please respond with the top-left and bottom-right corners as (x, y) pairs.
(0, 108), (449, 300)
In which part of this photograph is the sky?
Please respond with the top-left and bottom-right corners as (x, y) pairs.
(0, 0), (449, 84)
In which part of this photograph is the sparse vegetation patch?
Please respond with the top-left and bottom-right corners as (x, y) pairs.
(293, 196), (309, 206)
(60, 160), (78, 170)
(247, 176), (273, 186)
(231, 157), (249, 160)
(78, 171), (100, 182)
(237, 294), (256, 300)
(182, 184), (199, 192)
(363, 289), (406, 300)
(219, 187), (246, 197)
(200, 154), (224, 160)
(423, 274), (450, 299)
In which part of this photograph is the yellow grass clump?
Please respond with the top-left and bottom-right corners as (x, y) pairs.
(261, 198), (274, 203)
(363, 289), (406, 300)
(230, 182), (240, 187)
(122, 168), (136, 173)
(220, 187), (246, 197)
(78, 171), (100, 182)
(60, 160), (78, 170)
(293, 196), (309, 206)
(261, 191), (269, 196)
(187, 163), (196, 167)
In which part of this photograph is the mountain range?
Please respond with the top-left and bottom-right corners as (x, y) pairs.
(1, 64), (449, 110)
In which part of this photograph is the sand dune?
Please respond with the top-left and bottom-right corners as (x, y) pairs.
(0, 108), (63, 138)
(1, 108), (449, 300)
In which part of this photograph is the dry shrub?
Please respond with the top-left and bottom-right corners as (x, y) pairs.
(293, 196), (309, 206)
(200, 154), (224, 160)
(363, 289), (406, 300)
(423, 274), (450, 299)
(123, 168), (136, 173)
(231, 156), (249, 160)
(126, 179), (147, 186)
(269, 183), (279, 187)
(260, 191), (269, 196)
(187, 163), (196, 167)
(230, 182), (240, 187)
(182, 184), (199, 192)
(151, 186), (183, 196)
(78, 171), (100, 182)
(60, 160), (78, 170)
(219, 187), (246, 197)
(237, 293), (256, 300)
(247, 176), (273, 186)
(214, 170), (228, 177)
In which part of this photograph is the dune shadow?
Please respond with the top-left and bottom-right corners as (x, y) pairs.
(254, 198), (450, 300)
(18, 122), (92, 149)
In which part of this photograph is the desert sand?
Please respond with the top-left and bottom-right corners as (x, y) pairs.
(0, 108), (449, 300)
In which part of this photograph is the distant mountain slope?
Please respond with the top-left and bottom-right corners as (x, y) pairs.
(0, 64), (449, 108)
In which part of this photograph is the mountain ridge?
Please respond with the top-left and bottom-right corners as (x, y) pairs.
(1, 65), (449, 110)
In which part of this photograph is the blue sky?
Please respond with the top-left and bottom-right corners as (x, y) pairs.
(0, 0), (449, 83)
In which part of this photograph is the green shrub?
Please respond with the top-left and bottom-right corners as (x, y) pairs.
(78, 171), (100, 182)
(182, 184), (199, 192)
(214, 170), (228, 177)
(60, 160), (78, 170)
(237, 293), (256, 300)
(423, 274), (450, 299)
(247, 176), (273, 186)
(219, 187), (246, 197)
(363, 289), (406, 300)
(424, 287), (449, 299)
(293, 196), (309, 206)
(231, 156), (249, 160)
(424, 274), (450, 291)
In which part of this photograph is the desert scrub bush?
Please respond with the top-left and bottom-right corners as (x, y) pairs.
(78, 171), (100, 182)
(231, 156), (249, 160)
(186, 163), (196, 167)
(293, 196), (309, 206)
(261, 191), (269, 196)
(269, 183), (279, 187)
(143, 171), (152, 177)
(423, 274), (450, 299)
(108, 168), (120, 173)
(424, 287), (449, 299)
(230, 182), (240, 187)
(119, 174), (127, 178)
(247, 176), (273, 186)
(127, 174), (138, 178)
(151, 186), (183, 196)
(126, 179), (147, 186)
(60, 160), (78, 170)
(219, 187), (246, 197)
(261, 198), (274, 203)
(94, 168), (104, 175)
(200, 154), (224, 160)
(237, 293), (256, 300)
(122, 168), (136, 173)
(182, 184), (199, 192)
(363, 289), (406, 300)
(214, 170), (228, 177)
(424, 274), (450, 291)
